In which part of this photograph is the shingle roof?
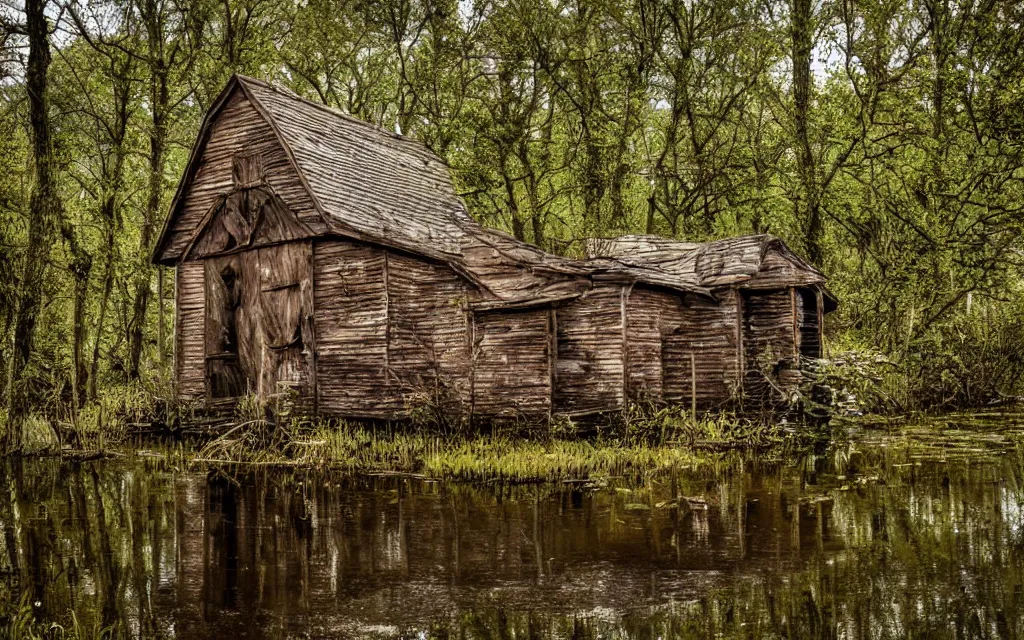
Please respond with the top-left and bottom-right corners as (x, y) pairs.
(585, 234), (828, 290)
(239, 77), (471, 257)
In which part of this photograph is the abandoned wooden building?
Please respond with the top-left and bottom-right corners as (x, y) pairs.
(154, 74), (835, 421)
(585, 235), (837, 409)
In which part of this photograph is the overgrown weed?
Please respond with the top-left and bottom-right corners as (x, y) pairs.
(187, 399), (820, 483)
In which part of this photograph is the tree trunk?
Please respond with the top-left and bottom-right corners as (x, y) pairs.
(89, 199), (117, 402)
(64, 225), (92, 427)
(790, 0), (823, 265)
(5, 0), (61, 453)
(158, 266), (166, 368)
(127, 62), (168, 379)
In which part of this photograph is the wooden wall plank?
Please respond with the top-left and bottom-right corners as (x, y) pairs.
(663, 289), (742, 408)
(554, 285), (625, 415)
(386, 251), (472, 415)
(798, 287), (822, 361)
(742, 289), (800, 403)
(313, 239), (390, 416)
(175, 261), (206, 399)
(624, 288), (674, 403)
(471, 309), (552, 418)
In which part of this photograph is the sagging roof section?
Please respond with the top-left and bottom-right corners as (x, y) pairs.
(585, 234), (828, 290)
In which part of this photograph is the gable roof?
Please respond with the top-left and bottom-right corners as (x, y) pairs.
(585, 234), (833, 300)
(153, 75), (712, 302)
(154, 74), (470, 264)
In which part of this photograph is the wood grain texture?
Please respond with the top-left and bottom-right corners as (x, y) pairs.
(471, 308), (552, 418)
(623, 288), (672, 403)
(663, 289), (742, 408)
(741, 289), (800, 403)
(797, 287), (821, 361)
(554, 285), (625, 415)
(241, 78), (469, 258)
(386, 251), (472, 413)
(175, 261), (205, 399)
(313, 239), (391, 417)
(585, 234), (828, 291)
(257, 241), (314, 408)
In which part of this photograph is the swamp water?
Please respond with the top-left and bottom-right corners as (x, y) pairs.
(1, 414), (1023, 639)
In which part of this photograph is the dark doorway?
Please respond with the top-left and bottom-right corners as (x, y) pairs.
(798, 288), (821, 360)
(205, 256), (248, 399)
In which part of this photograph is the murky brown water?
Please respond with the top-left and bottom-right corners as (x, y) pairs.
(1, 415), (1023, 638)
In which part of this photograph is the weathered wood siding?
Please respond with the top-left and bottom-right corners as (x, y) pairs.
(746, 250), (824, 289)
(256, 241), (315, 407)
(554, 285), (625, 415)
(742, 289), (800, 402)
(624, 288), (674, 403)
(201, 242), (315, 407)
(175, 260), (206, 399)
(203, 254), (249, 399)
(663, 289), (742, 408)
(471, 309), (552, 418)
(159, 88), (323, 262)
(386, 251), (471, 412)
(313, 239), (390, 416)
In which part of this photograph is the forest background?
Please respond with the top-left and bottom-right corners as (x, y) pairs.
(1, 0), (1024, 447)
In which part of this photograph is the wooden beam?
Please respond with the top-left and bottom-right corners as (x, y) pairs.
(548, 306), (557, 419)
(468, 310), (476, 424)
(173, 266), (179, 400)
(817, 287), (825, 358)
(735, 290), (744, 378)
(736, 290), (745, 405)
(790, 286), (799, 362)
(620, 284), (633, 408)
(382, 249), (391, 390)
(310, 241), (319, 415)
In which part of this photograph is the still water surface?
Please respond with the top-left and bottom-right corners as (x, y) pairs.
(1, 415), (1022, 639)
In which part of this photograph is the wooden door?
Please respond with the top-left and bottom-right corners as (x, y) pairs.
(204, 241), (314, 409)
(255, 241), (314, 409)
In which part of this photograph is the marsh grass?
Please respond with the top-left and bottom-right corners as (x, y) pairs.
(0, 382), (167, 455)
(1, 592), (114, 640)
(1, 379), (820, 482)
(189, 402), (812, 482)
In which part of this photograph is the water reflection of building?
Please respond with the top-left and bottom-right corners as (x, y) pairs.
(160, 469), (847, 637)
(4, 452), (1021, 638)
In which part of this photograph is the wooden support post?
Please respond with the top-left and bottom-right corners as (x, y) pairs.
(690, 351), (697, 423)
(791, 287), (799, 362)
(309, 241), (319, 415)
(620, 284), (632, 409)
(816, 288), (825, 359)
(467, 310), (476, 423)
(735, 290), (745, 404)
(382, 250), (391, 389)
(158, 266), (165, 367)
(548, 307), (557, 418)
(173, 266), (179, 399)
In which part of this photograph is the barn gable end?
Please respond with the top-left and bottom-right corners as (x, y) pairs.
(154, 84), (326, 265)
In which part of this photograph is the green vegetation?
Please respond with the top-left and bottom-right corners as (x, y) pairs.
(2, 0), (1024, 451)
(191, 405), (795, 482)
